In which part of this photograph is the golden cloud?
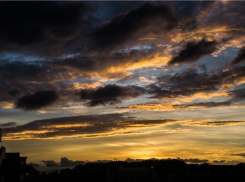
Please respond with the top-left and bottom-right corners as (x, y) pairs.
(0, 101), (14, 109)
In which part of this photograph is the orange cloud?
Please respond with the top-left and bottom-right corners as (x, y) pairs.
(73, 82), (102, 90)
(184, 119), (245, 127)
(0, 101), (14, 109)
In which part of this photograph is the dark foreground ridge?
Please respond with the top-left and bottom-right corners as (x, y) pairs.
(27, 160), (245, 182)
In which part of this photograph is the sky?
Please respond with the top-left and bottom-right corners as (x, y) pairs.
(1, 1), (245, 168)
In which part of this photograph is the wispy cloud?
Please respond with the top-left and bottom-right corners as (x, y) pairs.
(2, 113), (244, 140)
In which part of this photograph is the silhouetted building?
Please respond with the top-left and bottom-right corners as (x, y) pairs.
(0, 146), (6, 182)
(1, 153), (27, 182)
(0, 128), (39, 182)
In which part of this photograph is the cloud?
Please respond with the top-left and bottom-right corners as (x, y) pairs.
(72, 82), (102, 90)
(175, 101), (233, 109)
(125, 158), (143, 163)
(148, 66), (245, 99)
(168, 39), (219, 65)
(2, 113), (243, 140)
(88, 3), (176, 51)
(38, 158), (140, 169)
(0, 2), (93, 48)
(0, 122), (16, 128)
(0, 60), (107, 109)
(232, 153), (245, 158)
(0, 60), (62, 105)
(187, 120), (245, 127)
(230, 47), (245, 66)
(1, 113), (179, 140)
(41, 160), (59, 167)
(15, 90), (59, 110)
(1, 2), (245, 112)
(7, 89), (21, 97)
(147, 68), (220, 99)
(60, 157), (85, 167)
(123, 103), (176, 111)
(0, 101), (14, 109)
(122, 100), (234, 112)
(28, 162), (41, 168)
(123, 88), (245, 111)
(180, 158), (209, 164)
(0, 49), (168, 108)
(2, 60), (245, 111)
(78, 84), (145, 106)
(58, 48), (169, 78)
(118, 74), (140, 83)
(213, 160), (226, 163)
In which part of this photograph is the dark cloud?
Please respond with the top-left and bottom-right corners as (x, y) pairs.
(230, 47), (245, 66)
(2, 60), (245, 110)
(0, 122), (16, 128)
(1, 2), (245, 111)
(179, 88), (245, 109)
(181, 158), (209, 164)
(174, 101), (233, 109)
(197, 1), (245, 31)
(125, 158), (143, 163)
(123, 87), (245, 112)
(15, 90), (59, 110)
(230, 88), (245, 101)
(3, 113), (126, 132)
(28, 162), (41, 168)
(124, 88), (245, 111)
(213, 160), (226, 163)
(1, 113), (176, 140)
(148, 65), (245, 99)
(2, 112), (242, 140)
(168, 39), (219, 65)
(0, 2), (93, 48)
(148, 68), (220, 99)
(41, 160), (59, 167)
(0, 48), (161, 108)
(0, 61), (44, 79)
(61, 157), (85, 167)
(190, 121), (245, 127)
(79, 84), (145, 106)
(0, 60), (57, 103)
(7, 89), (21, 97)
(40, 157), (85, 168)
(88, 3), (176, 51)
(118, 74), (140, 83)
(58, 48), (160, 77)
(232, 153), (245, 158)
(198, 1), (217, 11)
(0, 59), (101, 107)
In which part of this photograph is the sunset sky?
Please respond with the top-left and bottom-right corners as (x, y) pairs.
(1, 1), (245, 167)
